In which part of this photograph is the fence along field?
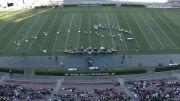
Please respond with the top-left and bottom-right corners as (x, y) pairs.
(0, 7), (180, 56)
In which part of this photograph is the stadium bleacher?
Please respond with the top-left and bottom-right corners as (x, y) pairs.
(0, 80), (54, 101)
(0, 71), (179, 101)
(126, 77), (180, 101)
(57, 82), (130, 101)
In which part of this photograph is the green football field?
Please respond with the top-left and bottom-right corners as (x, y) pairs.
(0, 7), (180, 56)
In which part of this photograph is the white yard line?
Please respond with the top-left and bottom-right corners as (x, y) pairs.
(64, 14), (74, 51)
(97, 14), (103, 47)
(0, 23), (17, 42)
(172, 12), (180, 20)
(0, 20), (14, 40)
(164, 12), (180, 28)
(1, 11), (21, 19)
(76, 15), (82, 49)
(52, 15), (65, 51)
(106, 13), (115, 49)
(2, 18), (31, 52)
(15, 15), (41, 51)
(0, 11), (34, 37)
(138, 13), (165, 49)
(133, 13), (153, 49)
(164, 13), (180, 38)
(15, 8), (53, 22)
(146, 13), (178, 49)
(1, 10), (27, 19)
(114, 14), (128, 49)
(0, 23), (17, 51)
(26, 15), (49, 52)
(88, 13), (91, 47)
(0, 11), (24, 34)
(122, 13), (141, 49)
(155, 12), (180, 40)
(40, 14), (57, 51)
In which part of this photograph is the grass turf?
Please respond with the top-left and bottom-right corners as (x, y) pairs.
(0, 7), (180, 56)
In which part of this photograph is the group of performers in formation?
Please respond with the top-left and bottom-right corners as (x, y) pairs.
(64, 46), (117, 55)
(93, 23), (133, 40)
(64, 23), (133, 56)
(63, 23), (134, 66)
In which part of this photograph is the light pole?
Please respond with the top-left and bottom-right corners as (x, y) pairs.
(22, 0), (25, 4)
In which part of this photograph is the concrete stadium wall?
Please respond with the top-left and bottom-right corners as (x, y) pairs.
(55, 0), (169, 7)
(120, 0), (168, 3)
(1, 0), (180, 9)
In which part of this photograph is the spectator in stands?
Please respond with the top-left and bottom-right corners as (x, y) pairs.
(126, 78), (180, 101)
(55, 87), (130, 101)
(0, 84), (53, 101)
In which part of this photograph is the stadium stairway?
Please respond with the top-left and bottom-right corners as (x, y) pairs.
(49, 78), (64, 100)
(117, 78), (137, 101)
(0, 74), (9, 83)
